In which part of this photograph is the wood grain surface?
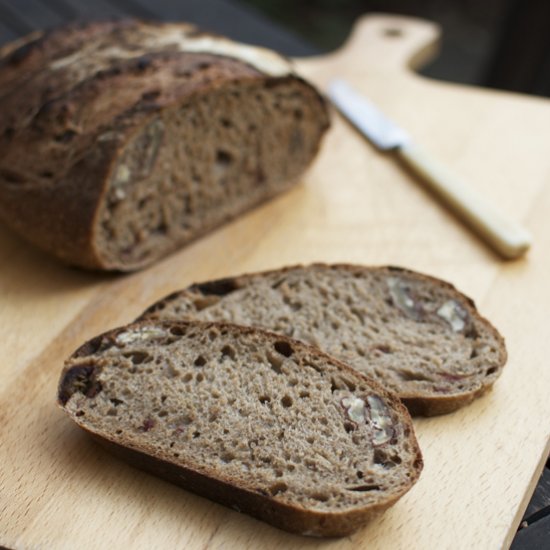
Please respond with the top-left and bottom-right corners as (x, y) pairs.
(1, 14), (550, 550)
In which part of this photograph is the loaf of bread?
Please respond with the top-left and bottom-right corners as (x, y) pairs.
(58, 320), (422, 537)
(140, 264), (507, 416)
(0, 21), (329, 270)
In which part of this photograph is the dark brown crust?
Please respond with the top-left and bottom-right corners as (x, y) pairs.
(58, 320), (423, 537)
(88, 433), (397, 537)
(0, 20), (329, 270)
(139, 263), (507, 416)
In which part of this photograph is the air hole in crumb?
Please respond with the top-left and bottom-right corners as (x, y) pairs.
(215, 149), (233, 166)
(319, 416), (328, 426)
(169, 326), (186, 336)
(158, 410), (168, 417)
(312, 493), (329, 502)
(194, 355), (206, 367)
(115, 429), (122, 434)
(107, 408), (118, 416)
(196, 373), (204, 382)
(110, 398), (124, 406)
(220, 118), (232, 128)
(344, 422), (355, 433)
(486, 366), (498, 375)
(183, 373), (192, 382)
(281, 395), (293, 408)
(221, 452), (235, 463)
(373, 449), (396, 468)
(306, 436), (314, 444)
(192, 431), (201, 438)
(208, 330), (218, 341)
(259, 395), (271, 404)
(269, 482), (288, 496)
(221, 345), (236, 360)
(357, 470), (364, 479)
(123, 351), (151, 365)
(274, 341), (293, 357)
(75, 410), (85, 417)
(299, 390), (310, 398)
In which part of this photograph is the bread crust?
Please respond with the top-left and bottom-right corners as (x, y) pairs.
(0, 20), (329, 270)
(58, 320), (423, 537)
(140, 263), (507, 416)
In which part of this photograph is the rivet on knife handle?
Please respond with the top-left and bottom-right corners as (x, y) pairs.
(327, 79), (532, 259)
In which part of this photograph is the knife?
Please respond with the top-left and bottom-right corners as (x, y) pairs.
(327, 79), (532, 259)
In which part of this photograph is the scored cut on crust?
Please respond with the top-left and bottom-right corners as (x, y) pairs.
(0, 20), (329, 270)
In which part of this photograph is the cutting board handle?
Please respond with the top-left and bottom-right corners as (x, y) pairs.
(322, 14), (441, 73)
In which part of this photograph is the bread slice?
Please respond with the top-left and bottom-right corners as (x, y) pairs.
(58, 320), (422, 537)
(140, 264), (507, 416)
(0, 20), (329, 270)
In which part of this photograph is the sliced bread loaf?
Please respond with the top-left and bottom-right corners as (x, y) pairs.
(0, 20), (329, 270)
(58, 320), (422, 537)
(140, 264), (507, 416)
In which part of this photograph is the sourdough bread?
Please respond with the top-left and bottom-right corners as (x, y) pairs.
(140, 264), (507, 416)
(0, 20), (329, 270)
(58, 320), (422, 537)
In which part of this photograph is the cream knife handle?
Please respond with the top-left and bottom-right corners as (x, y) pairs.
(397, 142), (532, 259)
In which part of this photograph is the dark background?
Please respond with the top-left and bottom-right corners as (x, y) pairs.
(239, 0), (550, 96)
(0, 0), (549, 96)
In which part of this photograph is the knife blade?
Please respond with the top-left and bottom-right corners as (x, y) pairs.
(327, 78), (532, 259)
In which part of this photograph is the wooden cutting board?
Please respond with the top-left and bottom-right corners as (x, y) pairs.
(1, 14), (549, 549)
